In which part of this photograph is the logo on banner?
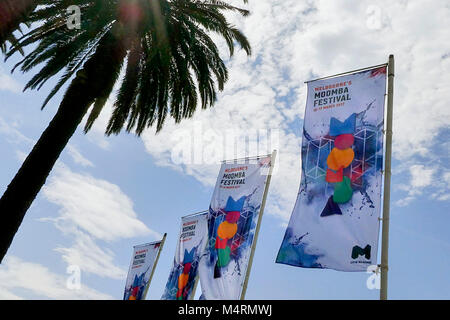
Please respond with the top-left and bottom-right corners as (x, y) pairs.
(214, 196), (246, 278)
(351, 245), (371, 260)
(176, 249), (196, 300)
(321, 113), (356, 217)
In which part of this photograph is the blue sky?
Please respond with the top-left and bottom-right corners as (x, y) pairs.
(0, 0), (449, 299)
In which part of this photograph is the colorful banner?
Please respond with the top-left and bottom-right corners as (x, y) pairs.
(123, 240), (163, 300)
(161, 212), (208, 300)
(276, 66), (387, 271)
(198, 156), (272, 300)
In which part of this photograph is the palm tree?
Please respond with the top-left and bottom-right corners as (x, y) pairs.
(0, 0), (251, 262)
(0, 0), (39, 51)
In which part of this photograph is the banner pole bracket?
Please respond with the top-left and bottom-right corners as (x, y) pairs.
(378, 264), (389, 271)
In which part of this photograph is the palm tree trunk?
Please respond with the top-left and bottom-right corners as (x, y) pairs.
(0, 0), (37, 45)
(0, 29), (129, 263)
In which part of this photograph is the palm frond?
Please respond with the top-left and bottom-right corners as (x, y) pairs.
(7, 0), (252, 135)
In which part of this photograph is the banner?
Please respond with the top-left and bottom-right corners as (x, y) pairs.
(123, 239), (163, 300)
(162, 212), (208, 300)
(276, 66), (387, 271)
(198, 155), (272, 300)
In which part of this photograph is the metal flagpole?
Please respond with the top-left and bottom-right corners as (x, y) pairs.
(380, 55), (395, 300)
(142, 233), (167, 300)
(240, 150), (277, 300)
(222, 153), (273, 164)
(190, 276), (200, 300)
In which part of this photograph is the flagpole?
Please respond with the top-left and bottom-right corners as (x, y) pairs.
(143, 233), (167, 300)
(190, 276), (200, 300)
(182, 210), (209, 219)
(380, 55), (395, 300)
(222, 153), (273, 164)
(240, 150), (277, 300)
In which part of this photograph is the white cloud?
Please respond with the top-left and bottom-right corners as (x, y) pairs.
(41, 163), (161, 279)
(0, 116), (34, 146)
(395, 196), (415, 208)
(0, 256), (112, 299)
(409, 165), (435, 192)
(54, 231), (126, 280)
(431, 193), (450, 202)
(67, 144), (95, 168)
(395, 164), (450, 207)
(0, 66), (21, 93)
(42, 163), (154, 241)
(15, 150), (28, 162)
(430, 171), (450, 202)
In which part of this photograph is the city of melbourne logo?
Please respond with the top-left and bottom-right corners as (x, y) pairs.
(351, 245), (371, 260)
